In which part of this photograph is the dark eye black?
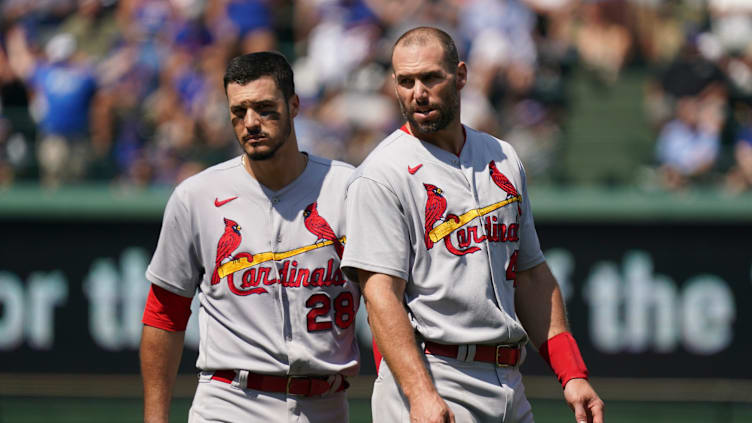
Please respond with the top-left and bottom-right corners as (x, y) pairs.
(399, 78), (413, 88)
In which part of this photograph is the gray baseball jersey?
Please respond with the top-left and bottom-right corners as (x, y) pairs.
(341, 125), (545, 346)
(147, 154), (360, 376)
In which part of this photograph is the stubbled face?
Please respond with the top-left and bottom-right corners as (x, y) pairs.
(227, 76), (297, 161)
(392, 40), (462, 135)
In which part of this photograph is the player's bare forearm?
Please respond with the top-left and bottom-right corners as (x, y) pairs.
(359, 270), (435, 398)
(516, 263), (605, 422)
(514, 261), (568, 349)
(358, 270), (454, 422)
(140, 325), (185, 423)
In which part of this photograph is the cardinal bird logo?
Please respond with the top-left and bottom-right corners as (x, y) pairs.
(303, 202), (344, 258)
(489, 161), (521, 215)
(211, 218), (243, 285)
(423, 183), (447, 249)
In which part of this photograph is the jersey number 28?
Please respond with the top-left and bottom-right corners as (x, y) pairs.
(305, 292), (355, 332)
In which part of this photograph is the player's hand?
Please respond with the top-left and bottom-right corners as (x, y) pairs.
(563, 378), (604, 423)
(409, 391), (455, 423)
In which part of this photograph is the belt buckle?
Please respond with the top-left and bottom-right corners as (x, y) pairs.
(286, 376), (308, 396)
(286, 376), (296, 395)
(495, 344), (518, 367)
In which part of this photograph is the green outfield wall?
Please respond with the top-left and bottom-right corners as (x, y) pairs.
(0, 185), (750, 386)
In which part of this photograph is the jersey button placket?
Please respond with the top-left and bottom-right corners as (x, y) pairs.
(269, 198), (292, 344)
(470, 160), (505, 311)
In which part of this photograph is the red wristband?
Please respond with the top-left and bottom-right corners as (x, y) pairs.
(538, 331), (589, 388)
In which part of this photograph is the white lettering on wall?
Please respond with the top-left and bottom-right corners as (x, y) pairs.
(84, 255), (123, 350)
(0, 271), (68, 350)
(0, 272), (25, 350)
(1, 246), (739, 357)
(84, 248), (151, 350)
(83, 247), (199, 351)
(584, 250), (735, 355)
(583, 261), (622, 353)
(682, 275), (735, 355)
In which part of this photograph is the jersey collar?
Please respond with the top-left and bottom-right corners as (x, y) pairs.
(399, 123), (467, 158)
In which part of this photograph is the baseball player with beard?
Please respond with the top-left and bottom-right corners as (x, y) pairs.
(140, 52), (359, 423)
(341, 27), (604, 423)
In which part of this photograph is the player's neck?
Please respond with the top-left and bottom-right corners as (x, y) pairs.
(243, 136), (307, 191)
(408, 120), (465, 156)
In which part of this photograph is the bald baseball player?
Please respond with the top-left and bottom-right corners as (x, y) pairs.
(341, 27), (604, 423)
(140, 52), (359, 423)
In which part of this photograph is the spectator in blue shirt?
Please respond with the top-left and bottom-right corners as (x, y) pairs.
(7, 28), (98, 185)
(656, 95), (722, 190)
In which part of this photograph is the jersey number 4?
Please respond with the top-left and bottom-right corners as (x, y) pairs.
(506, 250), (519, 287)
(305, 292), (355, 332)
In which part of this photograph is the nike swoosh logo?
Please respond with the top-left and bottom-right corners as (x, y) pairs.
(214, 196), (239, 207)
(408, 164), (423, 174)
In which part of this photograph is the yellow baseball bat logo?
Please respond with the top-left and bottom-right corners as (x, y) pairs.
(428, 196), (521, 243)
(218, 236), (347, 279)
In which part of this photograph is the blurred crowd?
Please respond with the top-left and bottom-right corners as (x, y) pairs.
(0, 0), (751, 193)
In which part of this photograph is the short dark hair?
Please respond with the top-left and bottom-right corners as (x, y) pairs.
(223, 52), (295, 100)
(392, 27), (459, 72)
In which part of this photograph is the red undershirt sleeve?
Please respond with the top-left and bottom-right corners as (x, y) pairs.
(142, 284), (193, 331)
